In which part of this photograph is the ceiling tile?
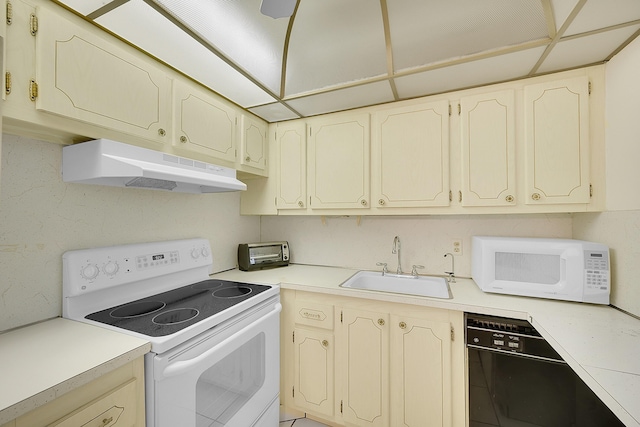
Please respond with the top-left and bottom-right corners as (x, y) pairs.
(550, 0), (581, 33)
(55, 0), (114, 15)
(285, 0), (388, 97)
(564, 0), (640, 36)
(395, 47), (547, 99)
(538, 24), (640, 73)
(286, 81), (395, 117)
(96, 0), (276, 107)
(248, 103), (301, 122)
(388, 0), (549, 72)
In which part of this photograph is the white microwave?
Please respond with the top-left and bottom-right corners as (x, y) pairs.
(471, 236), (610, 304)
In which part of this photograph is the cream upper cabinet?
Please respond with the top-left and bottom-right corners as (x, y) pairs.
(389, 314), (452, 427)
(173, 79), (237, 164)
(238, 113), (268, 174)
(372, 101), (450, 208)
(276, 121), (307, 210)
(35, 5), (171, 144)
(460, 90), (516, 207)
(341, 308), (389, 427)
(308, 113), (370, 209)
(524, 76), (590, 205)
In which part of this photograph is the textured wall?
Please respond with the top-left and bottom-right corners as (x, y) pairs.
(0, 134), (260, 331)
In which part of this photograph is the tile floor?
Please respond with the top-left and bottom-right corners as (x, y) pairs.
(279, 417), (329, 427)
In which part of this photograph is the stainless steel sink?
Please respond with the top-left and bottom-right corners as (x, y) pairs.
(340, 271), (451, 299)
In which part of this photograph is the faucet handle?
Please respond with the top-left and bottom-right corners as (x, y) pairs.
(411, 265), (425, 277)
(376, 262), (388, 275)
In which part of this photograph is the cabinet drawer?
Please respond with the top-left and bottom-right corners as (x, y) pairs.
(294, 300), (334, 330)
(48, 378), (137, 427)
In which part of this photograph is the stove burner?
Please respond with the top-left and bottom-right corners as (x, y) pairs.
(110, 301), (166, 318)
(213, 286), (253, 298)
(191, 280), (225, 290)
(153, 308), (199, 325)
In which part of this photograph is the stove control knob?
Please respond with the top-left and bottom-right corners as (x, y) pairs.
(81, 264), (99, 280)
(201, 247), (210, 258)
(191, 248), (200, 259)
(103, 261), (119, 276)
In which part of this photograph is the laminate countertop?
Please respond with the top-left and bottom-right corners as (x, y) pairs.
(0, 317), (150, 424)
(215, 264), (640, 427)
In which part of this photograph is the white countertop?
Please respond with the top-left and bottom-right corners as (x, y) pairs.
(0, 317), (150, 424)
(215, 264), (640, 427)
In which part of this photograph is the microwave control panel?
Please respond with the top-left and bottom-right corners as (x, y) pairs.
(584, 250), (610, 294)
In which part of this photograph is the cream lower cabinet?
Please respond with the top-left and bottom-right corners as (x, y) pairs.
(35, 4), (171, 145)
(6, 357), (145, 427)
(284, 291), (464, 427)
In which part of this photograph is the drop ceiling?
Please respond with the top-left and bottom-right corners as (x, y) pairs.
(53, 0), (640, 123)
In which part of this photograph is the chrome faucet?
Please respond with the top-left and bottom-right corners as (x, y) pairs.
(392, 236), (402, 274)
(444, 252), (456, 283)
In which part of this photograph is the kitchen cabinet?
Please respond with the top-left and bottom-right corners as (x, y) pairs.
(308, 113), (370, 210)
(173, 79), (237, 164)
(35, 5), (171, 145)
(7, 357), (144, 427)
(276, 121), (307, 210)
(523, 76), (590, 205)
(238, 113), (268, 175)
(283, 290), (464, 427)
(372, 101), (450, 208)
(460, 90), (516, 207)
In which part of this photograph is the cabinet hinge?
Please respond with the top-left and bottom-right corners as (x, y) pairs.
(5, 72), (11, 95)
(590, 184), (593, 198)
(6, 1), (12, 25)
(292, 386), (295, 398)
(448, 104), (452, 116)
(30, 13), (37, 36)
(292, 331), (295, 343)
(449, 190), (452, 202)
(340, 311), (343, 324)
(458, 103), (461, 115)
(458, 191), (462, 203)
(340, 400), (343, 414)
(29, 79), (38, 101)
(588, 81), (592, 95)
(451, 326), (455, 341)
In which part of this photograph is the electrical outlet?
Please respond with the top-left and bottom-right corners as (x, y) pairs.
(452, 239), (463, 255)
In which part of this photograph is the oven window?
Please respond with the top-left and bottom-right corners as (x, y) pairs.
(195, 333), (266, 426)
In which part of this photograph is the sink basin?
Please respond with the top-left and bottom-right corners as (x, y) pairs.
(340, 271), (451, 299)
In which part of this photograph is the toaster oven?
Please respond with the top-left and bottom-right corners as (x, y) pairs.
(238, 242), (289, 271)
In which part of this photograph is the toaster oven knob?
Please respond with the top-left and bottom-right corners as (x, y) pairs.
(81, 264), (99, 280)
(191, 248), (200, 259)
(103, 261), (119, 276)
(201, 247), (210, 258)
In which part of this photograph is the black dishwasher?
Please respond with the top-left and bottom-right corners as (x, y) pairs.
(466, 313), (624, 427)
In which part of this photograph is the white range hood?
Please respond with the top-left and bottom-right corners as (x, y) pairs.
(62, 139), (247, 194)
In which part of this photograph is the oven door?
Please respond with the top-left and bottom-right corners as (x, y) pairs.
(147, 296), (281, 427)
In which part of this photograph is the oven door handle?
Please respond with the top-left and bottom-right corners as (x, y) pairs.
(161, 303), (281, 378)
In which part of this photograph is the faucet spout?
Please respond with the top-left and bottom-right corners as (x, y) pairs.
(392, 236), (402, 274)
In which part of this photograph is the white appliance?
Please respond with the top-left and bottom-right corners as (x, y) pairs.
(62, 238), (280, 427)
(471, 236), (610, 304)
(62, 139), (247, 193)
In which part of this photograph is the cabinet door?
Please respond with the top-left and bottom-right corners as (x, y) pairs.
(373, 101), (450, 208)
(524, 76), (590, 204)
(173, 79), (237, 163)
(390, 315), (452, 427)
(342, 309), (388, 427)
(293, 328), (334, 418)
(308, 113), (370, 209)
(35, 6), (171, 144)
(239, 114), (268, 173)
(460, 90), (516, 206)
(276, 121), (307, 210)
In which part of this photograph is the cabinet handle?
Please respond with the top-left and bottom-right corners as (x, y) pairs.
(180, 135), (187, 143)
(531, 193), (541, 201)
(158, 128), (166, 137)
(378, 199), (385, 206)
(377, 318), (385, 326)
(399, 321), (407, 329)
(322, 340), (329, 347)
(297, 200), (304, 208)
(505, 195), (514, 203)
(360, 199), (368, 206)
(102, 416), (114, 426)
(245, 155), (251, 162)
